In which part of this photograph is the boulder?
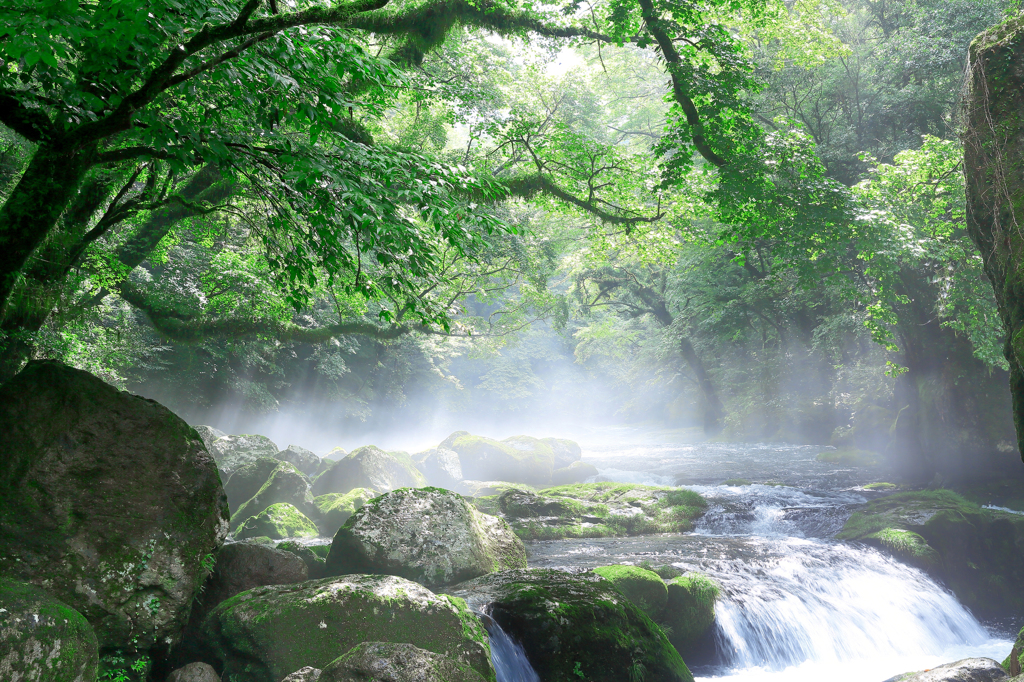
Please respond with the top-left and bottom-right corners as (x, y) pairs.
(236, 503), (319, 540)
(167, 662), (221, 682)
(0, 578), (98, 682)
(1004, 626), (1024, 675)
(413, 448), (463, 489)
(0, 360), (228, 650)
(324, 447), (348, 461)
(448, 434), (554, 486)
(498, 488), (579, 518)
(451, 569), (693, 682)
(325, 487), (527, 589)
(456, 481), (535, 498)
(195, 425), (228, 452)
(276, 540), (328, 579)
(593, 565), (668, 620)
(311, 446), (426, 497)
(541, 437), (583, 469)
(313, 489), (376, 537)
(224, 457), (282, 514)
(282, 668), (322, 682)
(885, 658), (1009, 682)
(321, 642), (487, 682)
(211, 434), (280, 477)
(663, 573), (719, 655)
(277, 445), (321, 477)
(230, 462), (314, 530)
(550, 461), (599, 485)
(200, 574), (494, 682)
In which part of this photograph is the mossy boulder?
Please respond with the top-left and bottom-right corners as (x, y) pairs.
(313, 488), (376, 537)
(1002, 626), (1024, 675)
(593, 565), (668, 620)
(413, 447), (464, 489)
(325, 487), (527, 589)
(167, 662), (219, 682)
(311, 445), (426, 497)
(223, 457), (281, 514)
(211, 433), (280, 477)
(0, 360), (228, 650)
(551, 461), (599, 485)
(837, 490), (1024, 615)
(321, 642), (488, 682)
(200, 574), (495, 682)
(457, 480), (537, 498)
(194, 425), (227, 452)
(277, 445), (321, 477)
(451, 568), (693, 682)
(541, 437), (582, 469)
(663, 573), (719, 655)
(236, 503), (319, 540)
(230, 462), (314, 531)
(447, 433), (554, 486)
(276, 540), (328, 579)
(324, 447), (348, 461)
(0, 578), (98, 682)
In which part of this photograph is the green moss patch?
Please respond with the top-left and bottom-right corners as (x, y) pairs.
(235, 503), (319, 540)
(593, 565), (668, 620)
(663, 573), (720, 656)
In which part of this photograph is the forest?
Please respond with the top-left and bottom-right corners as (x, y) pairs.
(3, 0), (1024, 680)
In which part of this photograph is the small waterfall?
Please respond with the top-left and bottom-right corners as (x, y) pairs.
(478, 612), (540, 682)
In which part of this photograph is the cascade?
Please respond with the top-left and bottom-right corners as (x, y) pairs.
(479, 612), (541, 682)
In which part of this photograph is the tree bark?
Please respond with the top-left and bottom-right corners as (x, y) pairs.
(679, 336), (726, 436)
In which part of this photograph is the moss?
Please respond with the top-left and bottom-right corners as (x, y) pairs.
(815, 448), (882, 466)
(593, 565), (668, 620)
(235, 503), (319, 540)
(863, 482), (898, 490)
(312, 487), (377, 537)
(721, 478), (752, 486)
(229, 461), (312, 531)
(866, 528), (940, 569)
(663, 573), (719, 655)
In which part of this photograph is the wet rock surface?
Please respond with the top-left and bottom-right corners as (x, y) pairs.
(885, 657), (1010, 682)
(167, 661), (221, 682)
(320, 642), (488, 682)
(312, 445), (426, 496)
(211, 433), (280, 477)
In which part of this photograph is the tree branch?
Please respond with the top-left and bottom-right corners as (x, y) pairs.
(502, 174), (662, 226)
(0, 93), (56, 142)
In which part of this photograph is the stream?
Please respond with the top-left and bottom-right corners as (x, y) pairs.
(522, 431), (1017, 682)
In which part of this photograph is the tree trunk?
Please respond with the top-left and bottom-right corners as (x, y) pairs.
(964, 14), (1024, 458)
(679, 336), (726, 436)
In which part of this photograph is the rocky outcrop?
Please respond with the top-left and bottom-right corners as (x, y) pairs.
(447, 433), (554, 486)
(167, 662), (220, 682)
(541, 437), (582, 470)
(313, 489), (376, 537)
(211, 434), (280, 477)
(0, 578), (98, 682)
(320, 642), (488, 682)
(277, 541), (328, 579)
(663, 573), (720, 655)
(235, 503), (319, 540)
(593, 565), (668, 620)
(885, 658), (1009, 682)
(200, 574), (494, 682)
(413, 448), (463, 489)
(1003, 626), (1024, 675)
(277, 445), (321, 477)
(281, 668), (322, 682)
(224, 457), (282, 513)
(194, 425), (227, 452)
(451, 568), (693, 682)
(325, 488), (526, 589)
(230, 462), (314, 530)
(550, 461), (599, 485)
(312, 446), (426, 497)
(0, 361), (228, 650)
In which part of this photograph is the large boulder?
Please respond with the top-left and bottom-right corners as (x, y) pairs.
(230, 462), (314, 530)
(593, 565), (668, 621)
(324, 447), (348, 461)
(276, 541), (328, 579)
(541, 437), (582, 470)
(235, 503), (319, 540)
(200, 574), (494, 682)
(311, 446), (426, 497)
(1004, 626), (1024, 675)
(282, 668), (322, 682)
(0, 360), (228, 650)
(550, 461), (598, 486)
(325, 487), (527, 589)
(167, 662), (220, 682)
(194, 425), (227, 452)
(0, 578), (98, 682)
(413, 448), (464, 489)
(447, 433), (554, 486)
(223, 457), (282, 514)
(321, 642), (487, 682)
(211, 434), (279, 477)
(313, 489), (376, 537)
(451, 569), (692, 682)
(277, 445), (321, 477)
(885, 658), (1009, 682)
(663, 573), (719, 655)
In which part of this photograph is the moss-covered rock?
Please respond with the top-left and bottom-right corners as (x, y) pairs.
(223, 457), (281, 514)
(326, 487), (526, 589)
(541, 437), (582, 470)
(194, 425), (227, 452)
(413, 447), (464, 489)
(312, 445), (426, 497)
(211, 433), (280, 477)
(550, 461), (599, 485)
(837, 490), (1024, 615)
(200, 574), (494, 682)
(457, 481), (537, 499)
(313, 488), (376, 537)
(321, 642), (488, 682)
(324, 447), (348, 461)
(277, 540), (328, 579)
(1002, 626), (1024, 675)
(230, 462), (314, 531)
(167, 662), (219, 682)
(593, 565), (668, 620)
(448, 433), (555, 486)
(663, 573), (719, 655)
(0, 360), (228, 650)
(236, 503), (319, 540)
(0, 578), (98, 682)
(452, 568), (693, 682)
(277, 445), (321, 477)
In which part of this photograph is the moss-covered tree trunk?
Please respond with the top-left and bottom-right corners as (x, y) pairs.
(964, 14), (1024, 458)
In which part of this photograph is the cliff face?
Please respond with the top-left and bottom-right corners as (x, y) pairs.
(964, 14), (1024, 456)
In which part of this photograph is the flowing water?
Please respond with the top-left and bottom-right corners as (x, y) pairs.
(481, 613), (542, 682)
(521, 430), (1016, 682)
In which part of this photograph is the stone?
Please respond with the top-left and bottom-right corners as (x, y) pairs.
(0, 578), (98, 682)
(451, 568), (693, 682)
(447, 433), (555, 486)
(195, 425), (227, 452)
(276, 541), (328, 579)
(324, 447), (348, 461)
(235, 503), (319, 540)
(325, 487), (527, 589)
(211, 434), (280, 477)
(167, 662), (221, 682)
(311, 446), (426, 497)
(663, 573), (719, 655)
(321, 642), (487, 682)
(200, 574), (494, 682)
(1004, 626), (1024, 675)
(223, 457), (282, 514)
(550, 461), (599, 485)
(313, 489), (376, 537)
(281, 668), (322, 682)
(541, 437), (583, 469)
(886, 658), (1009, 682)
(0, 360), (228, 650)
(230, 462), (314, 530)
(593, 565), (668, 620)
(413, 448), (463, 489)
(277, 445), (321, 477)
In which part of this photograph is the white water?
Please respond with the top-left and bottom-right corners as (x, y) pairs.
(482, 614), (541, 682)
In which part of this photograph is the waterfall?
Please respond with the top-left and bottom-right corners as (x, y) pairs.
(478, 612), (540, 682)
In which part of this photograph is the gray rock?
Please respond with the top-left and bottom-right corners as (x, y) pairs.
(195, 425), (228, 452)
(201, 574), (494, 682)
(167, 662), (221, 682)
(0, 578), (98, 682)
(280, 668), (322, 682)
(311, 445), (426, 496)
(324, 447), (348, 461)
(0, 360), (228, 650)
(541, 437), (583, 469)
(224, 457), (285, 514)
(312, 489), (377, 537)
(276, 541), (328, 579)
(447, 433), (554, 486)
(278, 445), (321, 477)
(325, 487), (526, 589)
(413, 447), (463, 488)
(886, 658), (1009, 682)
(321, 642), (487, 682)
(212, 434), (280, 477)
(230, 462), (315, 530)
(551, 460), (599, 485)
